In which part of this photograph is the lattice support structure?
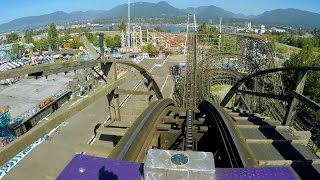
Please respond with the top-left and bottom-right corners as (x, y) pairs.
(176, 32), (282, 113)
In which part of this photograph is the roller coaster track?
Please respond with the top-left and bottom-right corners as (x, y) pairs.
(108, 98), (251, 168)
(136, 24), (183, 47)
(1, 33), (320, 179)
(103, 32), (320, 178)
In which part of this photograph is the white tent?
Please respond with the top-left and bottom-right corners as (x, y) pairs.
(0, 62), (24, 72)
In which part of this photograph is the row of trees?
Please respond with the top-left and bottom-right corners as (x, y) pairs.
(5, 22), (59, 48)
(142, 44), (157, 54)
(5, 33), (20, 44)
(8, 22), (122, 58)
(105, 35), (121, 49)
(198, 23), (219, 34)
(266, 31), (320, 51)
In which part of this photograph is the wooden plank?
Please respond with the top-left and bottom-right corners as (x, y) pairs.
(96, 127), (128, 137)
(246, 139), (307, 144)
(179, 111), (187, 117)
(161, 116), (184, 124)
(228, 112), (262, 117)
(105, 121), (133, 128)
(237, 125), (290, 129)
(117, 89), (151, 96)
(0, 59), (112, 80)
(232, 116), (271, 121)
(198, 126), (209, 133)
(157, 124), (172, 131)
(195, 118), (205, 124)
(169, 107), (200, 113)
(237, 90), (290, 101)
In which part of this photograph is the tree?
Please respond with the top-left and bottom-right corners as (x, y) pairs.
(297, 29), (306, 36)
(5, 33), (19, 44)
(9, 43), (25, 57)
(283, 47), (320, 103)
(154, 27), (166, 32)
(209, 27), (219, 34)
(48, 22), (58, 49)
(25, 30), (34, 44)
(83, 32), (95, 43)
(198, 23), (208, 33)
(142, 44), (157, 54)
(34, 39), (49, 51)
(69, 38), (81, 49)
(198, 23), (219, 34)
(105, 35), (121, 49)
(119, 21), (127, 32)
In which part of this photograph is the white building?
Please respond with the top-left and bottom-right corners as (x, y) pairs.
(271, 27), (286, 33)
(56, 25), (65, 30)
(261, 25), (266, 34)
(245, 22), (252, 31)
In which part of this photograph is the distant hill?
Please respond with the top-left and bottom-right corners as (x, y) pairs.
(0, 10), (109, 32)
(1, 1), (320, 33)
(182, 5), (244, 19)
(253, 8), (320, 28)
(106, 1), (183, 18)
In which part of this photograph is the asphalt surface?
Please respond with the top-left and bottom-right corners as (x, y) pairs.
(3, 56), (186, 180)
(0, 74), (75, 120)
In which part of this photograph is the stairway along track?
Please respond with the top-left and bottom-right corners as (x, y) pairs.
(225, 106), (320, 179)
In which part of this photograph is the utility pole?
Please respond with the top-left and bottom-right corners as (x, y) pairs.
(193, 14), (197, 32)
(219, 17), (222, 53)
(184, 14), (190, 55)
(127, 0), (131, 50)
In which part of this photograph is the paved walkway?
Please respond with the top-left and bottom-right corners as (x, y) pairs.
(3, 56), (185, 180)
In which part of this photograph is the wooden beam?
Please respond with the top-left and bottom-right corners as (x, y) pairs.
(237, 90), (289, 101)
(239, 95), (252, 113)
(291, 90), (320, 112)
(0, 59), (110, 80)
(284, 70), (307, 126)
(80, 35), (100, 60)
(117, 89), (151, 96)
(96, 127), (128, 137)
(221, 67), (320, 107)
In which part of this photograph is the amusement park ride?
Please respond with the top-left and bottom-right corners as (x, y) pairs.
(121, 0), (190, 53)
(0, 1), (320, 180)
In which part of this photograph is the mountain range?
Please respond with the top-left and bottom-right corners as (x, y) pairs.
(1, 1), (320, 33)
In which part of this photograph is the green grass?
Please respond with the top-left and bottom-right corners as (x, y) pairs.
(211, 86), (223, 92)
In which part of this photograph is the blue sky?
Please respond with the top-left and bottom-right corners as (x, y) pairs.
(1, 0), (319, 24)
